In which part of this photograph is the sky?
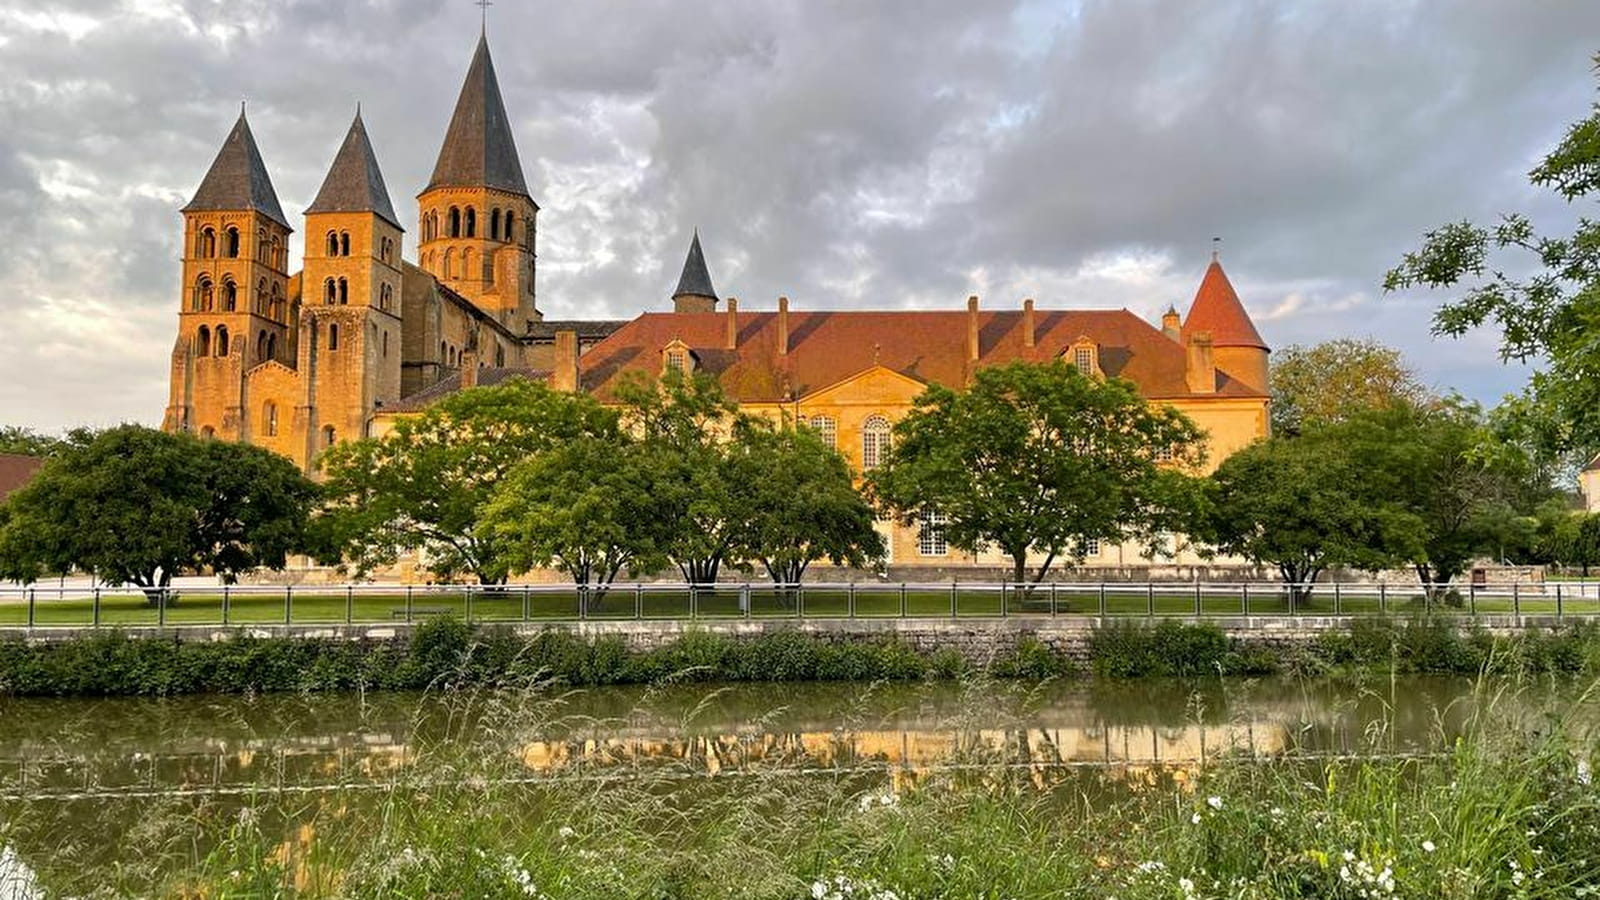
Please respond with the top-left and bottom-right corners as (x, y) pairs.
(1, 0), (1597, 433)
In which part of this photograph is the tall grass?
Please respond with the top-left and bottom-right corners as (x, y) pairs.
(1, 670), (1597, 898)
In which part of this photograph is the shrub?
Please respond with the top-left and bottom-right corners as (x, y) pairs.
(1089, 621), (1230, 678)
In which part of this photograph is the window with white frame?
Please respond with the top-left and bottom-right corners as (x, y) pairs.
(665, 350), (686, 374)
(1082, 536), (1100, 557)
(861, 415), (891, 469)
(918, 511), (949, 556)
(1073, 345), (1094, 376)
(1153, 444), (1175, 463)
(808, 414), (837, 449)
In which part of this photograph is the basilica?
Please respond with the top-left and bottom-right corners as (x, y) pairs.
(163, 33), (1271, 574)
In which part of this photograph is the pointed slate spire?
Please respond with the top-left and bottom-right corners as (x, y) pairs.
(184, 109), (289, 229)
(426, 34), (530, 196)
(307, 111), (402, 229)
(672, 230), (718, 304)
(1183, 259), (1267, 350)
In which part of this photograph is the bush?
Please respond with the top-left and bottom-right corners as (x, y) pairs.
(1090, 621), (1230, 678)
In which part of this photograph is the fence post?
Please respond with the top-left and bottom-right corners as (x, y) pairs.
(220, 585), (228, 626)
(1050, 581), (1058, 618)
(1241, 583), (1249, 617)
(1000, 581), (1008, 619)
(1098, 582), (1107, 617)
(93, 588), (101, 627)
(900, 583), (907, 618)
(284, 585), (292, 625)
(634, 584), (642, 621)
(405, 584), (414, 623)
(1334, 582), (1342, 617)
(798, 582), (806, 619)
(578, 585), (587, 621)
(523, 586), (531, 622)
(848, 582), (856, 619)
(951, 582), (958, 619)
(1557, 582), (1564, 619)
(744, 583), (752, 620)
(1469, 582), (1477, 616)
(345, 585), (354, 625)
(158, 588), (166, 628)
(1146, 583), (1154, 618)
(1194, 581), (1202, 618)
(27, 588), (35, 630)
(1379, 583), (1387, 616)
(1512, 582), (1520, 618)
(690, 586), (697, 621)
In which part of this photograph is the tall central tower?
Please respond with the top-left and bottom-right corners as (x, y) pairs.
(417, 34), (540, 332)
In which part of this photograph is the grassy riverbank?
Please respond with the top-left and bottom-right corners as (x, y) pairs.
(1, 617), (1599, 697)
(1, 677), (1596, 898)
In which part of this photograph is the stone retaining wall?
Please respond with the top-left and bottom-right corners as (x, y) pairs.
(1, 615), (1576, 664)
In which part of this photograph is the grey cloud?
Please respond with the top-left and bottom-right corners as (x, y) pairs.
(0, 0), (1595, 431)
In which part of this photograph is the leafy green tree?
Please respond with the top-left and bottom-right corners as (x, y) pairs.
(0, 425), (318, 598)
(1204, 432), (1424, 602)
(727, 420), (885, 585)
(1269, 339), (1430, 435)
(317, 378), (616, 584)
(1385, 56), (1600, 457)
(0, 426), (82, 457)
(479, 432), (669, 591)
(614, 370), (744, 585)
(868, 360), (1207, 588)
(1544, 510), (1600, 576)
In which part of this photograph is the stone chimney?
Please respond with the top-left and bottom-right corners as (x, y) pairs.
(777, 296), (790, 357)
(1161, 305), (1182, 341)
(1022, 298), (1036, 348)
(966, 295), (980, 361)
(553, 330), (578, 393)
(459, 349), (479, 389)
(725, 297), (739, 350)
(1185, 331), (1216, 394)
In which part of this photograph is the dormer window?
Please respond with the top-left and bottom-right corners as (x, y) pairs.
(1064, 337), (1099, 377)
(661, 339), (695, 377)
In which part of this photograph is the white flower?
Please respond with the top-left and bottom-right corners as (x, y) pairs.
(1191, 812), (1203, 825)
(1421, 840), (1436, 853)
(1579, 757), (1593, 786)
(557, 826), (575, 839)
(1206, 796), (1223, 810)
(1342, 850), (1357, 863)
(812, 882), (827, 899)
(1178, 877), (1195, 892)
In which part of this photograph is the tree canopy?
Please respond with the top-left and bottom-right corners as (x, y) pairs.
(316, 378), (616, 584)
(1269, 339), (1430, 435)
(0, 426), (318, 594)
(869, 360), (1206, 587)
(1385, 55), (1600, 459)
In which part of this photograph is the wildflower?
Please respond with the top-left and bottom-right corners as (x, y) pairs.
(1343, 850), (1356, 863)
(1579, 758), (1593, 786)
(1191, 813), (1202, 825)
(1206, 796), (1223, 811)
(1421, 840), (1436, 853)
(557, 826), (575, 840)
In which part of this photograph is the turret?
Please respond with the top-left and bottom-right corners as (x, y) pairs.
(417, 34), (540, 331)
(1182, 258), (1269, 394)
(671, 230), (718, 313)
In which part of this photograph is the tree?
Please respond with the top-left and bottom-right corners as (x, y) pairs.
(1269, 339), (1430, 435)
(0, 426), (76, 457)
(868, 360), (1207, 588)
(726, 420), (885, 585)
(0, 425), (318, 599)
(1204, 431), (1424, 603)
(316, 378), (616, 584)
(479, 432), (669, 592)
(1385, 56), (1600, 458)
(614, 370), (744, 585)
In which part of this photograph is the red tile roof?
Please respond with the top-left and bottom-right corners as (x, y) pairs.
(0, 454), (43, 502)
(580, 305), (1267, 402)
(1183, 261), (1268, 350)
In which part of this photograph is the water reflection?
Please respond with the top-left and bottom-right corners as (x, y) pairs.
(0, 677), (1508, 799)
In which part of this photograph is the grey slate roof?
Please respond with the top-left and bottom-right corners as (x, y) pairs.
(306, 112), (402, 229)
(672, 231), (717, 301)
(426, 35), (530, 197)
(183, 111), (290, 229)
(526, 319), (629, 341)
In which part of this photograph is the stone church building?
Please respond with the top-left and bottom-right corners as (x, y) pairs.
(163, 34), (1270, 576)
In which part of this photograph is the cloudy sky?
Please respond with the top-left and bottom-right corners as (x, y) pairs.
(2, 0), (1597, 432)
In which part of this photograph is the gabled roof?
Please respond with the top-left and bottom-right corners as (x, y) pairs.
(183, 110), (290, 229)
(0, 453), (43, 502)
(425, 34), (530, 197)
(578, 306), (1268, 403)
(1182, 260), (1267, 350)
(306, 112), (402, 229)
(672, 231), (717, 302)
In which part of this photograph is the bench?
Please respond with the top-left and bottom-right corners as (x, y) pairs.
(390, 606), (454, 619)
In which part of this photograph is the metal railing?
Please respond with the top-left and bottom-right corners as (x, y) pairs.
(0, 579), (1595, 630)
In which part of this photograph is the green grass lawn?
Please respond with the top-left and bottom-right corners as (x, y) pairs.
(1, 583), (1595, 627)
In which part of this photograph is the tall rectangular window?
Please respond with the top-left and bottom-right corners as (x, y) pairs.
(1074, 346), (1094, 375)
(808, 415), (837, 449)
(918, 511), (949, 556)
(862, 415), (891, 469)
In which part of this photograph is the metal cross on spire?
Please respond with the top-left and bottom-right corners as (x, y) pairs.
(476, 0), (493, 32)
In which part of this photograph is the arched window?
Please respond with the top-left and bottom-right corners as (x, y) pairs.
(861, 415), (891, 469)
(490, 208), (501, 241)
(254, 279), (266, 314)
(322, 425), (336, 448)
(199, 227), (216, 258)
(194, 276), (213, 311)
(338, 278), (348, 305)
(201, 426), (216, 439)
(340, 232), (350, 257)
(215, 325), (229, 357)
(462, 248), (474, 281)
(495, 345), (504, 367)
(326, 232), (338, 257)
(448, 207), (461, 238)
(270, 283), (282, 320)
(379, 283), (392, 311)
(443, 248), (455, 279)
(382, 330), (389, 358)
(256, 330), (268, 361)
(257, 229), (268, 260)
(450, 346), (458, 366)
(225, 227), (240, 258)
(324, 278), (337, 305)
(484, 252), (494, 285)
(196, 325), (211, 357)
(504, 210), (514, 242)
(271, 236), (282, 269)
(218, 279), (235, 312)
(266, 332), (277, 361)
(464, 207), (476, 238)
(263, 401), (278, 437)
(328, 323), (339, 351)
(807, 415), (837, 449)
